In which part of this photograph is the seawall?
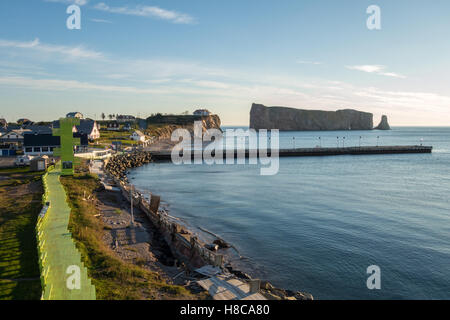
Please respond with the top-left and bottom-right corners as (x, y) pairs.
(150, 145), (433, 161)
(104, 153), (224, 270)
(103, 151), (314, 300)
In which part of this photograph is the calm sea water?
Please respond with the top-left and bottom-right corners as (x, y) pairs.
(129, 127), (450, 299)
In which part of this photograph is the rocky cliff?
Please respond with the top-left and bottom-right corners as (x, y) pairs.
(375, 115), (391, 130)
(147, 114), (221, 129)
(145, 114), (221, 140)
(250, 103), (375, 131)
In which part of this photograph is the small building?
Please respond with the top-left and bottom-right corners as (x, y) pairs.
(130, 130), (147, 142)
(66, 112), (84, 119)
(23, 133), (89, 156)
(30, 156), (48, 172)
(117, 115), (136, 123)
(193, 109), (211, 116)
(23, 133), (59, 155)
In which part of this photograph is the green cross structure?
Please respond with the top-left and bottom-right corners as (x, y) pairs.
(52, 118), (81, 176)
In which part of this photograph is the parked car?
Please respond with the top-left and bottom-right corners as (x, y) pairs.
(14, 155), (33, 166)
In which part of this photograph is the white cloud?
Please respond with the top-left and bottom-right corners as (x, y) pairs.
(44, 0), (89, 6)
(90, 18), (112, 24)
(296, 60), (323, 65)
(0, 38), (103, 59)
(94, 2), (195, 24)
(0, 76), (163, 94)
(347, 65), (406, 78)
(179, 79), (231, 89)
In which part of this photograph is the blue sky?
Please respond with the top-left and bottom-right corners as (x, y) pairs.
(0, 0), (449, 125)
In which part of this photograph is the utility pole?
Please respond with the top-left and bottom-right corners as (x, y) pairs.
(130, 185), (134, 226)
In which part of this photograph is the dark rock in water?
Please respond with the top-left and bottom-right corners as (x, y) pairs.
(375, 115), (391, 130)
(205, 244), (219, 251)
(250, 103), (374, 131)
(261, 281), (275, 291)
(230, 270), (252, 280)
(295, 291), (314, 300)
(213, 239), (230, 249)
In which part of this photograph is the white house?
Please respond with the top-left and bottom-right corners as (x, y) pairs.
(75, 120), (100, 140)
(66, 112), (84, 119)
(130, 130), (147, 142)
(53, 119), (100, 141)
(0, 129), (30, 144)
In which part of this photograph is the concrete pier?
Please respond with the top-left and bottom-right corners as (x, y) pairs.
(150, 145), (433, 161)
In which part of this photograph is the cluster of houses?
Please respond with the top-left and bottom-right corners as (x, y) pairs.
(0, 109), (213, 158)
(0, 112), (99, 157)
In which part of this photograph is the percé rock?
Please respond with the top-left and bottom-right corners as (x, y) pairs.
(250, 103), (374, 131)
(375, 115), (391, 130)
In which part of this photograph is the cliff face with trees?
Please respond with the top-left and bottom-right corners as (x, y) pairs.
(145, 114), (222, 139)
(250, 103), (388, 131)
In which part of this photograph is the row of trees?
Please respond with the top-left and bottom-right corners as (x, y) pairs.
(100, 111), (190, 120)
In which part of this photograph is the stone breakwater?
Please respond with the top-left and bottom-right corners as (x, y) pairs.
(105, 151), (153, 182)
(103, 151), (313, 300)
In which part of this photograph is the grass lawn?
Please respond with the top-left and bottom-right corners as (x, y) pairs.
(92, 130), (139, 148)
(0, 168), (44, 300)
(61, 173), (198, 300)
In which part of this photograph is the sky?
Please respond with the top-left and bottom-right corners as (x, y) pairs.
(0, 0), (449, 126)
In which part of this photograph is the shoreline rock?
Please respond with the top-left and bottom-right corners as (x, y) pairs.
(104, 151), (152, 182)
(375, 115), (391, 130)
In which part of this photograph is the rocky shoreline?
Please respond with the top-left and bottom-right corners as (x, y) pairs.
(104, 150), (313, 300)
(105, 151), (153, 182)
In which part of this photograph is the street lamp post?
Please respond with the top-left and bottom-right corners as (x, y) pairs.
(130, 185), (135, 226)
